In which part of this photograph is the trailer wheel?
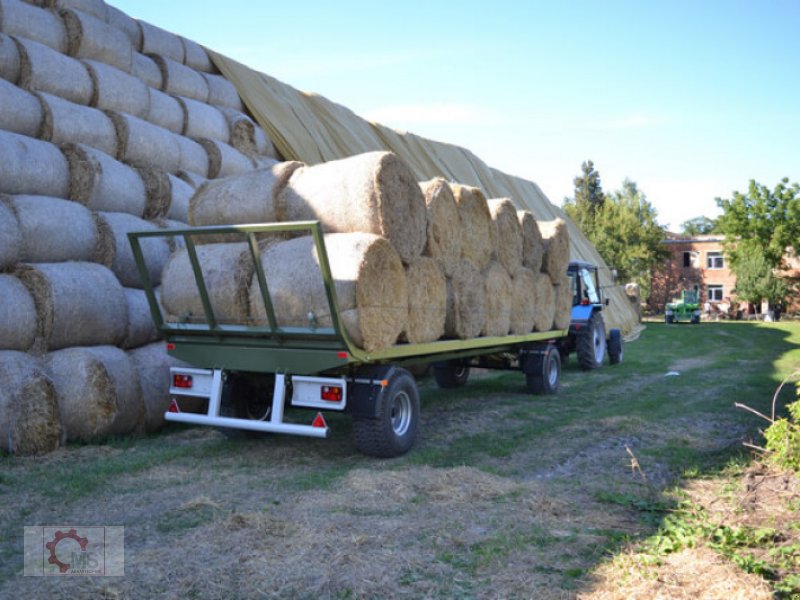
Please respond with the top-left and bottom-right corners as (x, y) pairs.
(526, 346), (561, 395)
(608, 328), (623, 365)
(432, 360), (470, 388)
(577, 312), (606, 370)
(352, 369), (420, 458)
(218, 374), (272, 439)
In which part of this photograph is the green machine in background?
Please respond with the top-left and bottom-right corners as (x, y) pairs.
(665, 288), (701, 324)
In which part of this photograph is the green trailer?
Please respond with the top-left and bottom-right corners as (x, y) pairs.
(129, 222), (568, 458)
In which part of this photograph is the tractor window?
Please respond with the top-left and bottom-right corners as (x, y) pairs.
(570, 272), (579, 305)
(580, 268), (600, 304)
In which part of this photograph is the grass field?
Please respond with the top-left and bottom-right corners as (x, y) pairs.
(1, 320), (799, 598)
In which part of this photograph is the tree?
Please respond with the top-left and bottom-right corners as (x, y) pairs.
(680, 216), (718, 236)
(563, 160), (605, 234)
(732, 239), (791, 307)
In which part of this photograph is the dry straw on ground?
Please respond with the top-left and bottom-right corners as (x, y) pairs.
(0, 78), (43, 138)
(487, 197), (523, 274)
(482, 261), (513, 336)
(61, 8), (132, 73)
(122, 287), (159, 349)
(146, 87), (183, 132)
(420, 177), (461, 277)
(15, 36), (93, 105)
(0, 0), (68, 53)
(532, 271), (556, 332)
(0, 197), (20, 269)
(510, 266), (537, 335)
(97, 211), (171, 288)
(552, 274), (572, 330)
(161, 242), (255, 324)
(177, 95), (229, 142)
(16, 261), (127, 351)
(62, 142), (147, 216)
(0, 350), (61, 454)
(281, 151), (427, 265)
(451, 183), (495, 271)
(402, 256), (446, 344)
(444, 258), (485, 339)
(36, 91), (118, 156)
(518, 210), (545, 272)
(539, 218), (570, 284)
(0, 129), (70, 198)
(46, 345), (144, 441)
(84, 58), (150, 118)
(150, 54), (209, 102)
(108, 111), (181, 173)
(0, 274), (37, 351)
(252, 233), (408, 352)
(199, 138), (255, 179)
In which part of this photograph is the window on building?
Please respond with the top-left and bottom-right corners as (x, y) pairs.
(707, 252), (724, 269)
(707, 285), (724, 301)
(683, 252), (691, 267)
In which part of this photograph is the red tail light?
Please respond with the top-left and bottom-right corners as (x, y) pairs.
(173, 374), (193, 389)
(320, 386), (342, 402)
(166, 343), (176, 351)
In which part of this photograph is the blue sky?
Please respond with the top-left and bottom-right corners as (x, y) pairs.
(115, 0), (799, 230)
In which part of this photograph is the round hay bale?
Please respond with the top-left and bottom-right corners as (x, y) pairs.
(158, 219), (188, 253)
(122, 287), (158, 349)
(61, 8), (132, 73)
(167, 173), (192, 222)
(97, 211), (171, 288)
(402, 256), (445, 344)
(161, 242), (254, 324)
(41, 0), (109, 21)
(107, 5), (141, 49)
(176, 169), (207, 190)
(487, 198), (523, 274)
(15, 36), (92, 105)
(176, 95), (229, 142)
(219, 107), (258, 156)
(7, 194), (101, 262)
(482, 262), (513, 337)
(444, 258), (485, 340)
(509, 266), (536, 335)
(46, 345), (143, 441)
(145, 87), (183, 133)
(129, 342), (189, 432)
(0, 130), (69, 197)
(199, 138), (255, 179)
(0, 199), (20, 269)
(137, 167), (171, 219)
(420, 177), (461, 277)
(84, 59), (149, 118)
(188, 161), (303, 229)
(539, 218), (570, 283)
(0, 32), (20, 83)
(552, 274), (572, 330)
(180, 36), (212, 73)
(0, 78), (42, 138)
(0, 274), (37, 350)
(251, 233), (408, 352)
(202, 72), (243, 111)
(0, 0), (67, 53)
(532, 272), (556, 332)
(108, 111), (181, 173)
(138, 20), (184, 63)
(150, 54), (209, 102)
(16, 262), (127, 350)
(0, 350), (61, 454)
(518, 210), (544, 273)
(176, 134), (209, 177)
(62, 142), (147, 216)
(254, 125), (278, 159)
(131, 51), (161, 88)
(36, 91), (118, 156)
(450, 183), (495, 271)
(280, 151), (427, 265)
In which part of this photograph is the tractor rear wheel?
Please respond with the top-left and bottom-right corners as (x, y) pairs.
(577, 312), (606, 370)
(608, 328), (623, 365)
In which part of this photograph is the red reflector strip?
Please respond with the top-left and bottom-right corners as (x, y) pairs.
(173, 374), (193, 388)
(337, 351), (348, 359)
(320, 386), (343, 402)
(168, 399), (181, 413)
(166, 342), (175, 351)
(312, 413), (327, 428)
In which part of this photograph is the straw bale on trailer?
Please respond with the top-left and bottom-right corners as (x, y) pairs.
(131, 51), (161, 88)
(0, 275), (36, 350)
(107, 5), (140, 48)
(251, 233), (408, 352)
(46, 345), (143, 441)
(403, 256), (446, 344)
(62, 142), (147, 216)
(177, 95), (229, 142)
(199, 138), (255, 179)
(482, 262), (513, 337)
(138, 20), (184, 63)
(176, 135), (209, 177)
(281, 151), (427, 265)
(97, 211), (171, 288)
(41, 0), (109, 22)
(5, 194), (104, 262)
(108, 111), (181, 173)
(150, 54), (209, 102)
(518, 210), (544, 273)
(122, 287), (159, 349)
(129, 342), (189, 432)
(0, 0), (67, 53)
(202, 71), (243, 111)
(0, 350), (61, 454)
(552, 274), (572, 330)
(0, 130), (69, 197)
(450, 183), (495, 271)
(84, 59), (149, 118)
(36, 91), (118, 156)
(0, 32), (20, 82)
(16, 261), (127, 351)
(487, 198), (522, 274)
(419, 177), (461, 277)
(15, 36), (92, 104)
(0, 78), (42, 137)
(0, 199), (20, 269)
(146, 87), (182, 132)
(539, 218), (570, 283)
(532, 271), (556, 332)
(161, 242), (254, 324)
(509, 266), (536, 335)
(444, 258), (485, 340)
(181, 36), (213, 73)
(61, 8), (132, 73)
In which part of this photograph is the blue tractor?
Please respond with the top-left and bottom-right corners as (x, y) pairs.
(558, 261), (624, 370)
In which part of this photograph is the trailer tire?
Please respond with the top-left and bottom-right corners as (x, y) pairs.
(217, 374), (271, 439)
(608, 328), (623, 365)
(432, 360), (470, 389)
(577, 312), (605, 370)
(526, 346), (561, 395)
(352, 369), (419, 458)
